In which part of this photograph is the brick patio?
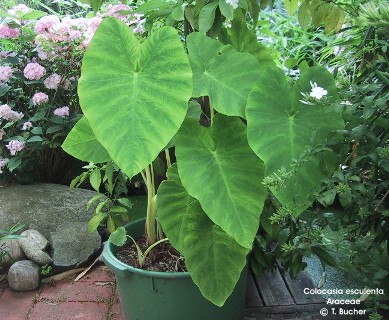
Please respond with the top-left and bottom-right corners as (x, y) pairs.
(0, 265), (124, 320)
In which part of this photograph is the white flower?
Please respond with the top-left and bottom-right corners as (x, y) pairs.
(6, 140), (25, 155)
(309, 81), (327, 100)
(0, 157), (9, 173)
(22, 121), (33, 130)
(53, 106), (69, 118)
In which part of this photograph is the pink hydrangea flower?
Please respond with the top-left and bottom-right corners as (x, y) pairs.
(8, 4), (32, 16)
(0, 66), (13, 83)
(128, 14), (146, 34)
(6, 140), (26, 156)
(22, 121), (33, 130)
(0, 24), (20, 39)
(34, 36), (57, 60)
(23, 62), (46, 80)
(53, 106), (69, 118)
(61, 17), (89, 41)
(34, 15), (60, 34)
(0, 157), (9, 173)
(88, 16), (103, 31)
(83, 17), (103, 47)
(0, 104), (24, 121)
(62, 78), (73, 90)
(44, 73), (62, 90)
(36, 47), (48, 60)
(32, 92), (49, 105)
(0, 51), (16, 59)
(107, 4), (131, 18)
(36, 16), (91, 46)
(71, 17), (89, 29)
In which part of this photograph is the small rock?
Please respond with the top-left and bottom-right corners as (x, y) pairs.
(7, 260), (41, 291)
(19, 230), (52, 266)
(0, 239), (26, 270)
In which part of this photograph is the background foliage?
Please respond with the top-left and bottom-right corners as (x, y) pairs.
(1, 0), (387, 316)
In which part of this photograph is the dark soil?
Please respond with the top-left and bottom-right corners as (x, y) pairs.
(115, 236), (187, 272)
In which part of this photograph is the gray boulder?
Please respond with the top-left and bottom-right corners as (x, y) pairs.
(0, 239), (26, 270)
(0, 183), (102, 272)
(48, 222), (101, 267)
(19, 229), (52, 266)
(7, 260), (40, 291)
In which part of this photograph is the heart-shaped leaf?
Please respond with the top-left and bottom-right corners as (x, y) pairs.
(246, 66), (344, 213)
(78, 17), (192, 178)
(175, 114), (266, 249)
(62, 116), (111, 163)
(187, 32), (261, 118)
(182, 201), (249, 307)
(157, 164), (249, 306)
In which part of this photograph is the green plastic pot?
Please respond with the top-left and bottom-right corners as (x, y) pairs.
(103, 218), (247, 320)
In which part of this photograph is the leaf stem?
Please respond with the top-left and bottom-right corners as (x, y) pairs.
(127, 235), (168, 267)
(210, 104), (214, 125)
(165, 149), (171, 168)
(145, 165), (157, 244)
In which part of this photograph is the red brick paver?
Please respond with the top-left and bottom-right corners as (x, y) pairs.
(0, 289), (38, 320)
(110, 303), (124, 320)
(40, 280), (113, 302)
(29, 301), (109, 320)
(0, 265), (125, 320)
(77, 267), (115, 283)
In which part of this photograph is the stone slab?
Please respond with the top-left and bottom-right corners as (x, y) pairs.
(0, 183), (102, 271)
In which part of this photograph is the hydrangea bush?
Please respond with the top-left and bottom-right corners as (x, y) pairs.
(0, 3), (144, 183)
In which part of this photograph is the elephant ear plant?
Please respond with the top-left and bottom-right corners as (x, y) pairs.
(62, 16), (344, 306)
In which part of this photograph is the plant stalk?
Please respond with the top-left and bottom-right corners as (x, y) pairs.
(165, 149), (171, 168)
(144, 165), (157, 244)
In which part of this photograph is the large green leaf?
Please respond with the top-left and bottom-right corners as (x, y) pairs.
(62, 116), (111, 163)
(182, 201), (249, 306)
(157, 164), (194, 252)
(175, 114), (266, 249)
(78, 17), (192, 178)
(187, 32), (261, 118)
(157, 164), (249, 306)
(246, 66), (344, 214)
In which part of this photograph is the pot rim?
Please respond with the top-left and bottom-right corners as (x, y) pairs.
(103, 218), (191, 279)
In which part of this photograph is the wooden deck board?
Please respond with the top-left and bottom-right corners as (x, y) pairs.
(244, 266), (375, 320)
(252, 268), (295, 306)
(245, 270), (263, 307)
(245, 303), (349, 320)
(281, 270), (324, 305)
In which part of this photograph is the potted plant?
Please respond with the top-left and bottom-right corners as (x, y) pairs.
(62, 2), (344, 319)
